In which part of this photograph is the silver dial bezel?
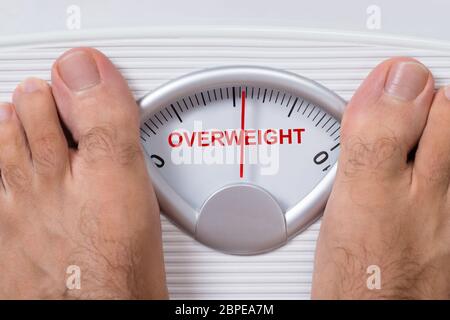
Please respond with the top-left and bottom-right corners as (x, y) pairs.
(139, 66), (345, 253)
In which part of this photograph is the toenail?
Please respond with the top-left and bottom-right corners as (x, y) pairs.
(21, 77), (46, 93)
(384, 61), (429, 101)
(0, 103), (12, 121)
(58, 50), (100, 92)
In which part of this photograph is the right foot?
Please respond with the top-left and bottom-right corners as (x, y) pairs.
(312, 57), (450, 299)
(0, 48), (167, 299)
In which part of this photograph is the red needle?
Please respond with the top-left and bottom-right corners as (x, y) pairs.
(240, 90), (246, 178)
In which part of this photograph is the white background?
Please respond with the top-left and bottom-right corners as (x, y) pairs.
(0, 0), (450, 45)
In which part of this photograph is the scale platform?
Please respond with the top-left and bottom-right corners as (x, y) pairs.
(1, 0), (450, 299)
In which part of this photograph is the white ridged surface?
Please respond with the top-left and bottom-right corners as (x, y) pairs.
(1, 28), (450, 299)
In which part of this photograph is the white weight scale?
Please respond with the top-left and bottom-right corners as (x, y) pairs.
(1, 0), (450, 299)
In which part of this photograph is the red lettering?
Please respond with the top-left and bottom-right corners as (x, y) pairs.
(264, 129), (277, 144)
(224, 130), (244, 145)
(168, 128), (305, 147)
(293, 128), (305, 143)
(279, 129), (292, 144)
(168, 132), (183, 147)
(182, 131), (195, 147)
(211, 131), (225, 146)
(199, 131), (209, 147)
(245, 129), (256, 145)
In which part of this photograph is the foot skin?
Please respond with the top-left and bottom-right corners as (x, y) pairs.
(0, 48), (167, 299)
(312, 57), (450, 299)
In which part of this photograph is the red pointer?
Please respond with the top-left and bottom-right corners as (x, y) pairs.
(240, 90), (246, 178)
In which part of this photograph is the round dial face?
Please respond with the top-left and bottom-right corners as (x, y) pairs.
(139, 67), (345, 255)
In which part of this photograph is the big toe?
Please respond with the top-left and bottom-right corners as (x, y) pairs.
(51, 48), (141, 167)
(339, 57), (434, 181)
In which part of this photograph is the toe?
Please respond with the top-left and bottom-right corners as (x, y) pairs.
(0, 103), (32, 194)
(12, 78), (69, 180)
(51, 48), (141, 167)
(339, 57), (434, 180)
(414, 87), (450, 189)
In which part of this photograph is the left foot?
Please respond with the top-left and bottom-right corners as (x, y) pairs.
(0, 48), (167, 299)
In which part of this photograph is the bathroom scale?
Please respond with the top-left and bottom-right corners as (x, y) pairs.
(1, 0), (450, 299)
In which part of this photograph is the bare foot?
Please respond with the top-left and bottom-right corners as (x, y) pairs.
(312, 57), (450, 299)
(0, 48), (167, 299)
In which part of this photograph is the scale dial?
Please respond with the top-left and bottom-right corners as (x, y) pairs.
(139, 66), (345, 255)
